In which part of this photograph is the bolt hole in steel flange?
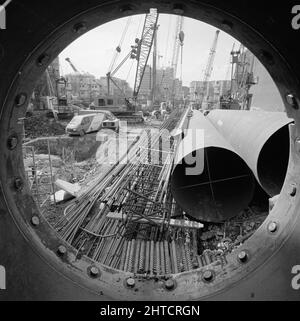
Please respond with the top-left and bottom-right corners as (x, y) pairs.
(15, 93), (28, 107)
(267, 221), (279, 234)
(0, 1), (300, 300)
(237, 250), (250, 264)
(31, 216), (40, 227)
(286, 94), (299, 110)
(88, 266), (101, 278)
(57, 245), (67, 256)
(7, 134), (18, 150)
(125, 277), (136, 289)
(202, 270), (215, 283)
(164, 278), (176, 291)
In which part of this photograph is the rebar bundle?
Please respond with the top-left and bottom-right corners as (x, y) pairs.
(52, 109), (225, 276)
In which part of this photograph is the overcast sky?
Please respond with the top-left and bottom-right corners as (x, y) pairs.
(59, 13), (241, 87)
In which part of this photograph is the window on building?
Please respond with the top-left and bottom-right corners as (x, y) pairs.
(98, 99), (105, 106)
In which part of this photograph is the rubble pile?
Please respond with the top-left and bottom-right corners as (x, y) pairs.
(198, 206), (268, 255)
(24, 112), (66, 139)
(55, 158), (103, 184)
(42, 157), (110, 226)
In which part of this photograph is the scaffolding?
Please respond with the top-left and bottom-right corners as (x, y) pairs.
(22, 140), (56, 208)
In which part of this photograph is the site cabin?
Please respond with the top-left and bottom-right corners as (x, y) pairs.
(92, 96), (127, 112)
(91, 96), (144, 123)
(66, 109), (119, 136)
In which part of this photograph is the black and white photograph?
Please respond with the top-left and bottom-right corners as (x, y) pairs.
(0, 0), (300, 308)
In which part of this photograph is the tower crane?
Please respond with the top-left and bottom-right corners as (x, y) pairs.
(200, 29), (220, 109)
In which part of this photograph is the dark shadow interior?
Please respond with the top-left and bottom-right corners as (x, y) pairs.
(171, 147), (255, 222)
(257, 125), (290, 196)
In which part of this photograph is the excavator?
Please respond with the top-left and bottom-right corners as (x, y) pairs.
(52, 73), (79, 119)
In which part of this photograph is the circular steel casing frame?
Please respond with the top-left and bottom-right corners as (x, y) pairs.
(0, 0), (300, 300)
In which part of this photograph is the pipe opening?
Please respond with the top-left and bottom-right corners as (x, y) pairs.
(257, 124), (290, 196)
(171, 147), (255, 222)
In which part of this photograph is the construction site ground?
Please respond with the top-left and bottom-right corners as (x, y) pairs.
(22, 112), (162, 223)
(22, 111), (270, 274)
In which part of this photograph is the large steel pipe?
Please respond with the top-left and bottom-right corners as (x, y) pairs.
(171, 110), (255, 222)
(207, 110), (292, 196)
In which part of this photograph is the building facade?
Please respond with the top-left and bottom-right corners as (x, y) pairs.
(189, 80), (231, 103)
(64, 73), (102, 103)
(64, 73), (132, 104)
(139, 65), (183, 103)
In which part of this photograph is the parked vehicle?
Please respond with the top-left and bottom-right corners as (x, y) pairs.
(66, 110), (119, 136)
(79, 109), (120, 132)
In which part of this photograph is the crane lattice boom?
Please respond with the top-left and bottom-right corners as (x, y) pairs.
(171, 16), (184, 79)
(133, 8), (159, 99)
(65, 57), (79, 73)
(201, 30), (220, 105)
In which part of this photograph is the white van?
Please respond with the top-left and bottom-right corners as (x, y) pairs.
(66, 110), (119, 136)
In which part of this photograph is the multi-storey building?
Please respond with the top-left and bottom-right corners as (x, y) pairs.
(64, 73), (101, 103)
(139, 65), (152, 100)
(139, 65), (183, 103)
(189, 80), (231, 102)
(64, 73), (132, 104)
(98, 76), (133, 99)
(181, 86), (190, 100)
